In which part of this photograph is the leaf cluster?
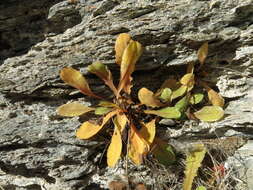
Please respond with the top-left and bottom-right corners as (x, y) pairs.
(138, 42), (225, 123)
(57, 34), (225, 168)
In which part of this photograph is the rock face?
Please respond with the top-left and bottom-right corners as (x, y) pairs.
(0, 0), (69, 63)
(1, 0), (253, 189)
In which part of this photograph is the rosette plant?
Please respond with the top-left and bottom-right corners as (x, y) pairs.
(57, 34), (224, 167)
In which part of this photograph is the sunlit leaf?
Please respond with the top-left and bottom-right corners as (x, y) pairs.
(140, 119), (156, 145)
(94, 107), (112, 115)
(128, 124), (149, 165)
(207, 88), (225, 107)
(116, 113), (128, 132)
(76, 110), (118, 139)
(189, 93), (204, 104)
(88, 61), (112, 82)
(180, 73), (195, 87)
(76, 121), (103, 140)
(175, 95), (189, 113)
(171, 85), (187, 100)
(196, 186), (207, 190)
(138, 88), (163, 108)
(57, 102), (94, 117)
(145, 107), (181, 119)
(107, 118), (122, 167)
(194, 106), (224, 122)
(159, 88), (172, 102)
(118, 40), (143, 96)
(152, 138), (176, 166)
(183, 143), (206, 190)
(197, 42), (208, 65)
(98, 101), (118, 108)
(88, 62), (118, 95)
(115, 33), (131, 65)
(60, 67), (101, 99)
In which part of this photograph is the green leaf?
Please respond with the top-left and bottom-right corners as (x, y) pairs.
(152, 138), (176, 166)
(171, 85), (187, 100)
(196, 186), (207, 190)
(194, 106), (224, 122)
(88, 62), (110, 80)
(145, 107), (181, 119)
(95, 107), (112, 115)
(189, 93), (204, 104)
(175, 95), (189, 113)
(159, 88), (172, 102)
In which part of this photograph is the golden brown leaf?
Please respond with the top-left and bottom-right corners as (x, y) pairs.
(207, 88), (225, 107)
(88, 61), (112, 82)
(139, 119), (156, 145)
(128, 124), (149, 165)
(57, 102), (94, 117)
(187, 62), (194, 74)
(197, 42), (208, 65)
(115, 33), (131, 65)
(76, 110), (118, 139)
(107, 118), (122, 167)
(60, 67), (101, 99)
(116, 113), (128, 132)
(138, 88), (163, 108)
(88, 62), (117, 95)
(117, 40), (143, 96)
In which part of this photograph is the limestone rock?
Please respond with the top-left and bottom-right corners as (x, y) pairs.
(1, 0), (253, 189)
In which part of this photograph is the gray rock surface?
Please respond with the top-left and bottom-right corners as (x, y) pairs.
(1, 0), (253, 189)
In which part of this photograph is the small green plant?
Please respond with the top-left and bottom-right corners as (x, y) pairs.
(57, 33), (225, 167)
(183, 144), (207, 190)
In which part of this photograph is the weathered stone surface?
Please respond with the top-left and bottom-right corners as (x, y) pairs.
(0, 0), (62, 63)
(1, 0), (253, 189)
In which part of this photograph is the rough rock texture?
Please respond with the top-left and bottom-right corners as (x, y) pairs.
(0, 0), (72, 63)
(1, 0), (253, 189)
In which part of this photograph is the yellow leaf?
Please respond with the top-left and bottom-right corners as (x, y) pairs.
(60, 67), (101, 99)
(197, 42), (208, 65)
(207, 88), (225, 107)
(76, 110), (118, 139)
(138, 88), (163, 108)
(115, 33), (131, 65)
(57, 102), (94, 117)
(140, 119), (156, 145)
(116, 113), (128, 132)
(180, 73), (195, 87)
(183, 144), (206, 190)
(76, 121), (103, 139)
(118, 40), (143, 96)
(107, 118), (122, 167)
(194, 106), (224, 122)
(128, 124), (149, 165)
